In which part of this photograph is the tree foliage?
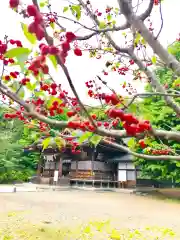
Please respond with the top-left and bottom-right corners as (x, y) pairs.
(0, 107), (39, 183)
(134, 42), (180, 182)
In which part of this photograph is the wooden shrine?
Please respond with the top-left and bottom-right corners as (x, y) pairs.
(26, 132), (140, 188)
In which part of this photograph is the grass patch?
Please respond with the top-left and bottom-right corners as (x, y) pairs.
(0, 219), (177, 239)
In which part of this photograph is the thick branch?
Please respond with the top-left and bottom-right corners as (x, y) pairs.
(118, 0), (180, 76)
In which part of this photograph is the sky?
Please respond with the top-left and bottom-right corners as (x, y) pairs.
(0, 0), (179, 105)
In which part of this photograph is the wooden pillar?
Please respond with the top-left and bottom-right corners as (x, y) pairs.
(37, 154), (43, 177)
(76, 159), (78, 177)
(91, 147), (96, 178)
(58, 157), (62, 178)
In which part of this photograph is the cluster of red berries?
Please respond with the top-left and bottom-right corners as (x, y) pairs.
(4, 71), (19, 81)
(102, 93), (122, 105)
(1, 57), (15, 66)
(0, 42), (7, 55)
(39, 43), (59, 56)
(9, 39), (22, 47)
(118, 67), (129, 75)
(4, 111), (25, 121)
(21, 78), (30, 85)
(49, 101), (64, 116)
(27, 4), (45, 41)
(28, 55), (49, 76)
(67, 121), (96, 132)
(9, 0), (19, 8)
(108, 109), (151, 135)
(148, 148), (171, 155)
(40, 82), (60, 96)
(39, 122), (48, 132)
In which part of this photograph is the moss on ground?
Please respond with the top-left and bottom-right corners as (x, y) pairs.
(0, 216), (176, 240)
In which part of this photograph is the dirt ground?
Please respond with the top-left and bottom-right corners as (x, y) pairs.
(0, 190), (180, 238)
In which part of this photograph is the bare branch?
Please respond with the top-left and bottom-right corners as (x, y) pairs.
(123, 92), (180, 110)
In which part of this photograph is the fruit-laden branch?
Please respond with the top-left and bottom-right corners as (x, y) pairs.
(32, 0), (97, 129)
(104, 139), (180, 160)
(0, 82), (180, 143)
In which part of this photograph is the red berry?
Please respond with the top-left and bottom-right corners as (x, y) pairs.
(10, 72), (17, 78)
(28, 22), (36, 33)
(9, 0), (19, 8)
(49, 46), (59, 55)
(51, 90), (57, 95)
(0, 44), (7, 54)
(104, 122), (109, 127)
(51, 83), (57, 89)
(66, 32), (76, 42)
(41, 45), (49, 55)
(16, 40), (22, 47)
(139, 140), (146, 149)
(27, 5), (38, 17)
(74, 48), (82, 56)
(41, 64), (49, 74)
(41, 84), (49, 91)
(9, 58), (15, 64)
(35, 25), (45, 41)
(91, 114), (97, 120)
(67, 111), (76, 118)
(5, 75), (10, 81)
(9, 39), (15, 44)
(62, 41), (70, 53)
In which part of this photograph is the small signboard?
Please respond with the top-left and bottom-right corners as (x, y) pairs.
(53, 170), (59, 182)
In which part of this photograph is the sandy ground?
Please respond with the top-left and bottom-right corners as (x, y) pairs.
(0, 190), (180, 237)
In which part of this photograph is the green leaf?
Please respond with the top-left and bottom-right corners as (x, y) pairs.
(172, 78), (180, 88)
(63, 6), (69, 12)
(127, 138), (136, 149)
(71, 5), (81, 20)
(151, 55), (157, 64)
(50, 22), (55, 29)
(48, 55), (58, 70)
(39, 0), (48, 7)
(55, 137), (66, 150)
(16, 54), (29, 72)
(107, 14), (112, 22)
(134, 33), (141, 45)
(90, 135), (102, 146)
(34, 91), (45, 97)
(78, 132), (93, 144)
(21, 23), (36, 45)
(42, 138), (51, 150)
(26, 82), (36, 91)
(99, 21), (106, 29)
(5, 47), (31, 59)
(18, 86), (25, 99)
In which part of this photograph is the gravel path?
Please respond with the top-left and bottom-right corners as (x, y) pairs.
(0, 190), (180, 238)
